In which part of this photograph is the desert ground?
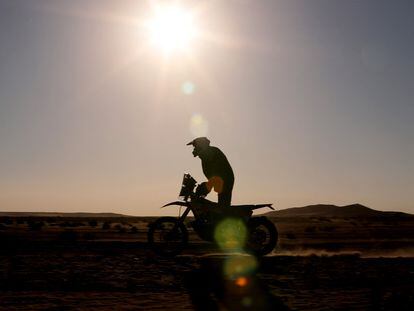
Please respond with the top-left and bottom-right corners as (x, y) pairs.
(1, 214), (413, 310)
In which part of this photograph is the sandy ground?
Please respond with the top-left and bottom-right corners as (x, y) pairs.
(1, 216), (414, 310)
(0, 243), (413, 310)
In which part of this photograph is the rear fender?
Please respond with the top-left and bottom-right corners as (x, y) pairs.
(251, 204), (274, 211)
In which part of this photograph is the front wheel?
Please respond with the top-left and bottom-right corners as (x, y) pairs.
(148, 217), (188, 257)
(246, 217), (278, 256)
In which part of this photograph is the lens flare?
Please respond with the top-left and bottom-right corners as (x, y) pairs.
(146, 5), (197, 54)
(214, 218), (247, 251)
(235, 276), (248, 287)
(190, 113), (208, 137)
(181, 81), (195, 95)
(242, 297), (253, 306)
(224, 255), (258, 278)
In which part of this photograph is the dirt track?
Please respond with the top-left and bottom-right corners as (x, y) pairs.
(1, 216), (414, 310)
(1, 242), (413, 310)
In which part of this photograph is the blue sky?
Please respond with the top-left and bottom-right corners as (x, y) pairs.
(0, 0), (413, 215)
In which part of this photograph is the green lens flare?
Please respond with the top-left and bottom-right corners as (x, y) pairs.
(181, 81), (195, 94)
(223, 255), (258, 279)
(190, 113), (208, 137)
(214, 218), (247, 251)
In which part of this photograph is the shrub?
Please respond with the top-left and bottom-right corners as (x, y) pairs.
(60, 221), (85, 228)
(88, 220), (98, 227)
(317, 217), (332, 222)
(285, 232), (296, 240)
(129, 226), (138, 234)
(28, 221), (44, 231)
(102, 222), (111, 230)
(71, 222), (85, 227)
(83, 232), (96, 240)
(305, 226), (317, 233)
(3, 217), (13, 225)
(59, 230), (79, 242)
(321, 226), (336, 232)
(59, 221), (73, 227)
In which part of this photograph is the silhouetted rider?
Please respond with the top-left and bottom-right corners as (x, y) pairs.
(187, 137), (234, 208)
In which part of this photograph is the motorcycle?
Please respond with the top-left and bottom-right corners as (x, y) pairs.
(148, 174), (278, 257)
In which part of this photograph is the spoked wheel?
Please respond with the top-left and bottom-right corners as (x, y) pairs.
(148, 217), (188, 257)
(246, 217), (278, 256)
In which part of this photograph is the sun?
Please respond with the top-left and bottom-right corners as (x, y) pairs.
(146, 5), (197, 54)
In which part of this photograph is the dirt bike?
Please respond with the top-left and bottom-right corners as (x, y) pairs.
(148, 174), (278, 257)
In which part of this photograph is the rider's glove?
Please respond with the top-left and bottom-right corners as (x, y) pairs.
(195, 182), (210, 197)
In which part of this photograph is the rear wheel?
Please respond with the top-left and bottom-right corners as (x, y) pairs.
(246, 217), (278, 256)
(148, 217), (188, 257)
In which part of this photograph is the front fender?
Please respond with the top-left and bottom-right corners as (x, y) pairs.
(162, 201), (189, 208)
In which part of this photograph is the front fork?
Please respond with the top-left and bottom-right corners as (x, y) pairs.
(179, 206), (191, 223)
(165, 207), (190, 239)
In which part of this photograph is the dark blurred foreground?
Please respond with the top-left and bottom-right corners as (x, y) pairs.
(0, 216), (414, 310)
(0, 242), (413, 310)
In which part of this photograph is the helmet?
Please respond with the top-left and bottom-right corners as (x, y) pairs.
(186, 137), (210, 147)
(186, 137), (210, 157)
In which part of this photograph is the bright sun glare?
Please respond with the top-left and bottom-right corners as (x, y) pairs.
(146, 6), (197, 54)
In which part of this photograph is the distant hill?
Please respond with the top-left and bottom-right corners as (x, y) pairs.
(265, 204), (414, 218)
(0, 212), (131, 218)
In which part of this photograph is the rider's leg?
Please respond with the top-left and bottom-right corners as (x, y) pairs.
(218, 191), (232, 209)
(218, 180), (233, 209)
(215, 189), (233, 222)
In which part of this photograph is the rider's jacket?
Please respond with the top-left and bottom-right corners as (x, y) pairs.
(198, 146), (234, 193)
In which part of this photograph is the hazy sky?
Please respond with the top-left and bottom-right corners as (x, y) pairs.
(0, 0), (413, 215)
